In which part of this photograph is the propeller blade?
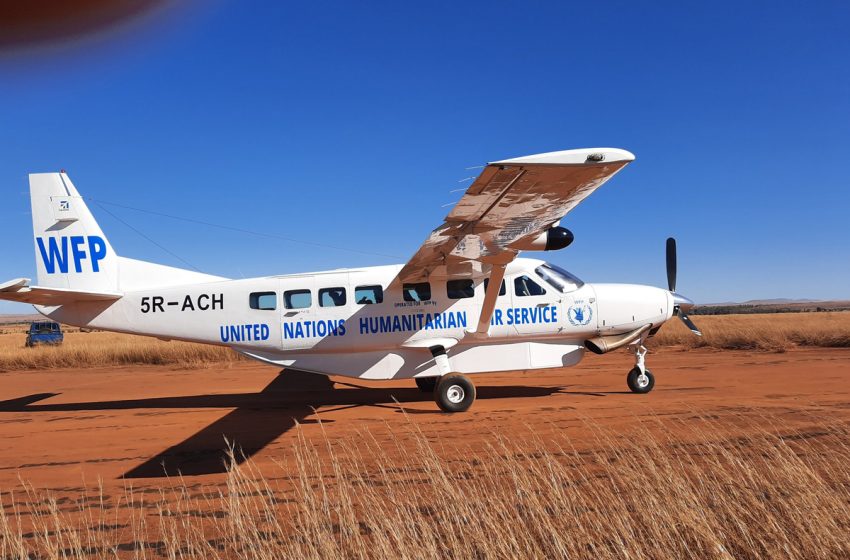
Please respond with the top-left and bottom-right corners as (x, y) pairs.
(666, 237), (677, 292)
(678, 312), (702, 336)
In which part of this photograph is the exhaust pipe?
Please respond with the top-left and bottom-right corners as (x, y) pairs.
(584, 324), (652, 355)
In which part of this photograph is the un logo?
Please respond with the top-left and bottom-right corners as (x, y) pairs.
(568, 302), (593, 326)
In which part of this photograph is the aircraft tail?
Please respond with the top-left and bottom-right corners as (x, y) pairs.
(30, 173), (120, 293)
(28, 173), (225, 297)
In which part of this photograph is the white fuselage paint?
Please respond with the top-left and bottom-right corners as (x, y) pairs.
(37, 257), (673, 380)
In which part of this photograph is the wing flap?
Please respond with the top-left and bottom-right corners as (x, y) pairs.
(0, 278), (122, 305)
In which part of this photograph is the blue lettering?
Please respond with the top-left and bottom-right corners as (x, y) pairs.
(338, 319), (346, 336)
(88, 236), (107, 272)
(260, 324), (269, 340)
(552, 307), (558, 323)
(359, 317), (369, 334)
(317, 320), (327, 337)
(294, 323), (304, 338)
(36, 237), (69, 274)
(457, 311), (467, 328)
(220, 326), (229, 342)
(521, 308), (529, 324)
(446, 312), (456, 329)
(392, 315), (402, 332)
(70, 236), (87, 273)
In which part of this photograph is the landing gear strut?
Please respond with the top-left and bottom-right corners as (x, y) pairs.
(627, 344), (655, 394)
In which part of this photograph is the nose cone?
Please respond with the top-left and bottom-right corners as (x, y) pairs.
(671, 292), (695, 311)
(593, 284), (670, 333)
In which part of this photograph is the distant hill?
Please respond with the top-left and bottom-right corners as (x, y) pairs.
(693, 300), (850, 315)
(0, 314), (42, 325)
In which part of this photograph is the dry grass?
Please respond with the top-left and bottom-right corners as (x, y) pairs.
(0, 330), (243, 372)
(0, 312), (847, 371)
(653, 311), (850, 351)
(0, 413), (847, 559)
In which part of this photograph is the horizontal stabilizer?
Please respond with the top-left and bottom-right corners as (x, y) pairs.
(0, 278), (122, 305)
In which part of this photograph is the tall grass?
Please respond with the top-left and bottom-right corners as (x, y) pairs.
(0, 414), (847, 559)
(0, 331), (243, 371)
(653, 311), (850, 351)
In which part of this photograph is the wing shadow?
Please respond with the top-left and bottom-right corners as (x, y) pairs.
(0, 371), (567, 478)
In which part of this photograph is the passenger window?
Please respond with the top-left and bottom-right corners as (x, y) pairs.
(249, 292), (277, 310)
(355, 285), (383, 304)
(447, 279), (474, 299)
(284, 289), (312, 309)
(483, 278), (507, 296)
(403, 282), (431, 302)
(514, 275), (546, 297)
(319, 287), (347, 307)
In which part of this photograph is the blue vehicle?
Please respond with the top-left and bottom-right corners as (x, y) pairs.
(25, 321), (64, 347)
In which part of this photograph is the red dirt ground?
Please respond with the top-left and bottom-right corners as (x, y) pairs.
(1, 347), (847, 492)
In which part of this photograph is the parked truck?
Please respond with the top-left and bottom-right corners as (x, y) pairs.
(25, 321), (64, 347)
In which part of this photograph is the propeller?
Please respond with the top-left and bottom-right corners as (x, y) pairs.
(666, 237), (702, 336)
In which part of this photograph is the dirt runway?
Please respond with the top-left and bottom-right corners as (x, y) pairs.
(0, 347), (847, 493)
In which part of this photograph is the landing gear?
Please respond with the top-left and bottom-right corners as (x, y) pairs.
(434, 374), (476, 413)
(415, 376), (438, 393)
(627, 343), (655, 393)
(627, 367), (655, 393)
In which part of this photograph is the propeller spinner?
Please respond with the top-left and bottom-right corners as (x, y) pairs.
(666, 237), (702, 336)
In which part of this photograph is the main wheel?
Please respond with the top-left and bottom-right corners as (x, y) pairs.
(434, 374), (476, 413)
(415, 376), (438, 393)
(627, 367), (655, 394)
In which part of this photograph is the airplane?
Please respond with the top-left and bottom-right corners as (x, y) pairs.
(0, 147), (701, 413)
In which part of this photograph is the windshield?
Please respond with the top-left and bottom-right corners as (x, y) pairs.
(535, 263), (583, 293)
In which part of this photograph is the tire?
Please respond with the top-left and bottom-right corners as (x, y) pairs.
(415, 377), (438, 393)
(434, 374), (476, 413)
(627, 368), (655, 394)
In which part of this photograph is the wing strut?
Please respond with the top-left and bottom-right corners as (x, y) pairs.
(470, 264), (507, 336)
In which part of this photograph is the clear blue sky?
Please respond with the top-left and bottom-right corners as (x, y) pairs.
(1, 1), (848, 313)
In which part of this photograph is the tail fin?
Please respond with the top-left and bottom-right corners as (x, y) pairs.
(30, 173), (119, 293)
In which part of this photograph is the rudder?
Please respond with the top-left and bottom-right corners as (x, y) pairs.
(30, 173), (119, 293)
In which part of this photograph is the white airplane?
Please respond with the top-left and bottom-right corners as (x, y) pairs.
(0, 147), (701, 412)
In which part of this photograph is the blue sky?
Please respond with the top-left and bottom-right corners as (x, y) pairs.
(1, 1), (848, 312)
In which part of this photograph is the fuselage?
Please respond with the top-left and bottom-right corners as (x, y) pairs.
(39, 257), (673, 380)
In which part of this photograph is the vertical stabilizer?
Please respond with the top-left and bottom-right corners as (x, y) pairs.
(30, 173), (119, 292)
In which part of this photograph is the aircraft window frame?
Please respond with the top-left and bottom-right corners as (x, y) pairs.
(402, 282), (431, 302)
(446, 279), (475, 299)
(355, 285), (383, 305)
(483, 278), (507, 296)
(319, 287), (347, 307)
(284, 289), (312, 309)
(535, 263), (584, 293)
(249, 291), (277, 311)
(514, 275), (547, 297)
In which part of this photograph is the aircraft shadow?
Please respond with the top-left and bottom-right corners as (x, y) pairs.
(0, 371), (566, 479)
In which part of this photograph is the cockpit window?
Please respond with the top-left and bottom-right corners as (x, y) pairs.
(514, 275), (546, 297)
(535, 263), (583, 293)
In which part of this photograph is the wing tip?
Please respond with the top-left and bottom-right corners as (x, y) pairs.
(491, 147), (635, 166)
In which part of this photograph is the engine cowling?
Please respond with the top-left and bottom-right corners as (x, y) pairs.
(512, 226), (574, 251)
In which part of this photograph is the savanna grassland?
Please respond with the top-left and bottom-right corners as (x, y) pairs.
(0, 312), (847, 559)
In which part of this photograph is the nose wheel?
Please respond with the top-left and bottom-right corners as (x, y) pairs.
(627, 344), (655, 393)
(627, 367), (655, 393)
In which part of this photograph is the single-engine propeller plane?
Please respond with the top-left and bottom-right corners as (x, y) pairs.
(0, 148), (701, 412)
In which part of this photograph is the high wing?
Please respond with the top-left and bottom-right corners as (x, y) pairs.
(399, 147), (635, 281)
(0, 278), (122, 305)
(398, 147), (635, 334)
